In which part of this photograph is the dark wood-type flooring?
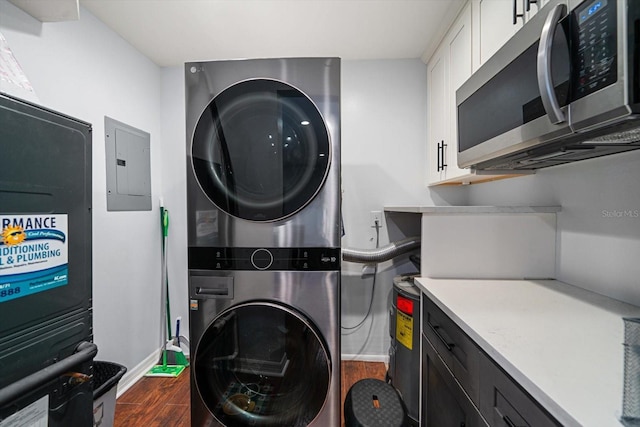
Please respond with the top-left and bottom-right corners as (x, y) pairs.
(114, 361), (386, 427)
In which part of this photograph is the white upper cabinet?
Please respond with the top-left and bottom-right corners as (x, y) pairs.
(477, 0), (523, 65)
(525, 0), (549, 21)
(427, 47), (448, 184)
(444, 6), (474, 182)
(427, 3), (473, 185)
(427, 3), (516, 186)
(474, 0), (548, 66)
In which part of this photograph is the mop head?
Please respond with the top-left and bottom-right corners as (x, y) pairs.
(145, 362), (186, 378)
(145, 346), (187, 378)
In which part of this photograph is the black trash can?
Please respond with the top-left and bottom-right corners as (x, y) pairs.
(344, 378), (407, 427)
(93, 361), (127, 427)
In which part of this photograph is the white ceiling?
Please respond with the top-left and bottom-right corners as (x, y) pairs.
(79, 0), (465, 67)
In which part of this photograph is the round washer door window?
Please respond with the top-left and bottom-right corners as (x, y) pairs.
(191, 79), (331, 222)
(194, 302), (331, 427)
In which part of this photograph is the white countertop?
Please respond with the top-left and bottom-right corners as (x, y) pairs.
(414, 278), (640, 427)
(384, 205), (561, 214)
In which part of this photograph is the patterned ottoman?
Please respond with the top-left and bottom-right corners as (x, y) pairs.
(344, 378), (407, 427)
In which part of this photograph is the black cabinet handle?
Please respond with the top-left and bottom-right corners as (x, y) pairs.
(436, 140), (447, 172)
(428, 321), (454, 351)
(513, 0), (524, 24)
(526, 0), (537, 12)
(441, 141), (448, 170)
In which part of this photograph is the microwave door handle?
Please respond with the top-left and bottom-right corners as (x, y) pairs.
(537, 3), (567, 124)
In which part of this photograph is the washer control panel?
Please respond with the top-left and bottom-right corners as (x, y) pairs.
(251, 248), (274, 270)
(189, 247), (341, 271)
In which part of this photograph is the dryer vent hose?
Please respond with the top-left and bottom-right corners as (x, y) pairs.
(342, 236), (421, 264)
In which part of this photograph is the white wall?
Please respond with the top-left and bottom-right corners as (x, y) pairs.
(0, 1), (165, 383)
(339, 59), (466, 359)
(466, 150), (640, 306)
(159, 66), (190, 349)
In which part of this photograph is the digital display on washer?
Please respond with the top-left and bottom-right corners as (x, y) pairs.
(188, 247), (341, 271)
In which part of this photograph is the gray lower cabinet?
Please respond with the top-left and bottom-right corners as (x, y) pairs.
(423, 296), (481, 404)
(422, 335), (488, 426)
(421, 294), (560, 426)
(478, 357), (561, 427)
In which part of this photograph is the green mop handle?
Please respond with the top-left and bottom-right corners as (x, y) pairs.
(161, 207), (172, 340)
(162, 207), (169, 238)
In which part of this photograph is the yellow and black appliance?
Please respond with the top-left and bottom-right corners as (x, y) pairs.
(388, 274), (421, 426)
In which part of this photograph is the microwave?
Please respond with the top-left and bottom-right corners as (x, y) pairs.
(457, 0), (640, 170)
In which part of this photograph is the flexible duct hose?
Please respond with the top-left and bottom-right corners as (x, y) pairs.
(342, 236), (421, 264)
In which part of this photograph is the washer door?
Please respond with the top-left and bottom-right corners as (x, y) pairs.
(194, 302), (331, 426)
(191, 79), (331, 222)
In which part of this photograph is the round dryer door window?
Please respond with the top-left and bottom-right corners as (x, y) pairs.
(191, 79), (331, 222)
(193, 302), (331, 427)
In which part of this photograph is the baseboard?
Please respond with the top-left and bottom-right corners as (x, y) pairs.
(341, 353), (389, 364)
(115, 348), (161, 398)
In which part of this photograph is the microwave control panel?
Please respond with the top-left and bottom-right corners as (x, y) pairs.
(573, 0), (617, 99)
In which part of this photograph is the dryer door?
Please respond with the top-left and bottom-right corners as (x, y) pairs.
(191, 79), (331, 222)
(193, 302), (331, 426)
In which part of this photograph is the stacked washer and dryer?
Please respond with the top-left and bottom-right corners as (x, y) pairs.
(185, 58), (341, 427)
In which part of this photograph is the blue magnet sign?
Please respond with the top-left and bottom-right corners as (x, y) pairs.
(0, 214), (69, 303)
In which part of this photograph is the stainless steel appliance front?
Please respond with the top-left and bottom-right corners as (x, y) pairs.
(185, 58), (341, 427)
(185, 58), (341, 248)
(457, 0), (640, 170)
(189, 268), (340, 427)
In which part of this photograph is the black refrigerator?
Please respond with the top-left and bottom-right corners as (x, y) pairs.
(0, 93), (96, 425)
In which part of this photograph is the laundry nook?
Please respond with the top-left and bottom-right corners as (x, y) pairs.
(2, 0), (640, 426)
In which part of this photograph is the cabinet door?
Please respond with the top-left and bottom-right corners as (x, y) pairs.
(427, 46), (448, 185)
(422, 296), (481, 404)
(422, 335), (488, 427)
(443, 3), (473, 181)
(525, 0), (548, 21)
(477, 0), (523, 65)
(427, 3), (472, 185)
(478, 355), (561, 427)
